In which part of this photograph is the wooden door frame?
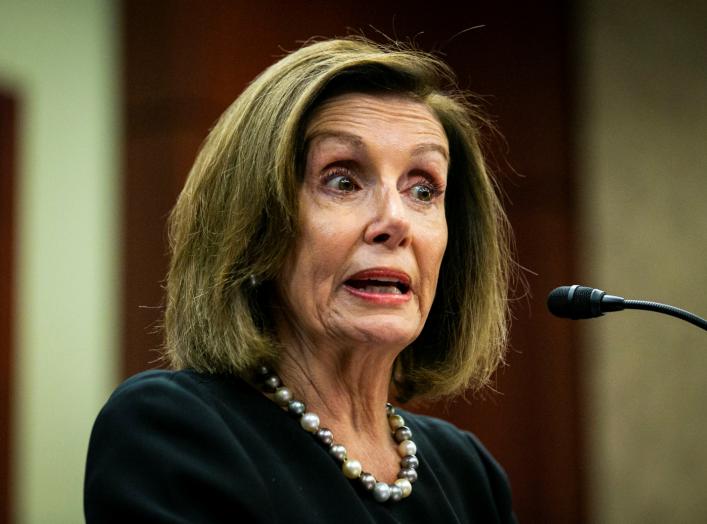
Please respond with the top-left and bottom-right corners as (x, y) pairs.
(0, 89), (18, 524)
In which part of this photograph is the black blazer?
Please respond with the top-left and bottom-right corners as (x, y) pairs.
(85, 370), (515, 523)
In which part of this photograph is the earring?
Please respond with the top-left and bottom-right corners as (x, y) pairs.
(249, 274), (259, 288)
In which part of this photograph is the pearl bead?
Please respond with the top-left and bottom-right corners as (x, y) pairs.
(400, 455), (419, 469)
(274, 387), (293, 406)
(397, 439), (417, 457)
(388, 414), (405, 430)
(360, 472), (376, 491)
(315, 428), (333, 445)
(300, 412), (320, 433)
(264, 375), (280, 391)
(398, 467), (418, 483)
(395, 478), (412, 498)
(342, 459), (362, 479)
(255, 366), (421, 504)
(372, 482), (391, 503)
(394, 426), (412, 443)
(389, 484), (403, 502)
(287, 400), (305, 415)
(329, 444), (347, 462)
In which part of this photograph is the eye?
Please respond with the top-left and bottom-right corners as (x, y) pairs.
(324, 169), (358, 192)
(410, 182), (441, 202)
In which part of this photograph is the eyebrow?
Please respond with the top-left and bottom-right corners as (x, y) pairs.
(306, 131), (449, 161)
(411, 143), (449, 162)
(305, 131), (364, 151)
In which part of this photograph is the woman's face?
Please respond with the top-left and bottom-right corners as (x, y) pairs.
(277, 93), (449, 352)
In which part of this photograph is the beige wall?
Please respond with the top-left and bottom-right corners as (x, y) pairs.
(579, 1), (707, 522)
(0, 1), (119, 522)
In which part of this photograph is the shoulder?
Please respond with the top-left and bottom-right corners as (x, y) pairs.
(88, 369), (263, 460)
(96, 369), (262, 427)
(399, 409), (516, 523)
(401, 409), (499, 467)
(105, 368), (223, 404)
(85, 370), (274, 522)
(91, 370), (230, 440)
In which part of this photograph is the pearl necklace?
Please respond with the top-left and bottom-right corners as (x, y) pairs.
(255, 365), (420, 503)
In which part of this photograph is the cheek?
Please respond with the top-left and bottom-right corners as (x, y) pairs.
(302, 204), (362, 255)
(426, 212), (448, 260)
(420, 219), (448, 289)
(289, 202), (361, 288)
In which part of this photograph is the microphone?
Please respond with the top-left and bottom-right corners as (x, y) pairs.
(547, 285), (623, 319)
(547, 284), (707, 331)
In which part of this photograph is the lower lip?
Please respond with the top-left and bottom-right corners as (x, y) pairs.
(343, 285), (412, 305)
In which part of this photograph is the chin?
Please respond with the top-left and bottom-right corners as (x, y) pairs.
(345, 315), (421, 349)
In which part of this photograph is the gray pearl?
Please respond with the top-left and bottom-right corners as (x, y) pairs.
(386, 403), (395, 416)
(394, 426), (412, 443)
(360, 472), (376, 491)
(264, 375), (280, 391)
(316, 428), (333, 445)
(400, 455), (419, 470)
(372, 482), (391, 503)
(398, 467), (418, 483)
(256, 365), (270, 377)
(274, 387), (293, 406)
(329, 444), (347, 462)
(389, 484), (403, 502)
(288, 400), (305, 415)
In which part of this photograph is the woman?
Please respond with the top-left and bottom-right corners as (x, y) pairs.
(85, 37), (515, 522)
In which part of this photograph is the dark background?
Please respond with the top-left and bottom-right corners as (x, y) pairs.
(120, 1), (583, 521)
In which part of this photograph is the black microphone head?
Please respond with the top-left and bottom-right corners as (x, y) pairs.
(547, 285), (605, 319)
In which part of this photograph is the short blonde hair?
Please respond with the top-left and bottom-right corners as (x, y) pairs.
(164, 37), (512, 401)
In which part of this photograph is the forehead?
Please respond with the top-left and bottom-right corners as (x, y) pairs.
(305, 92), (448, 150)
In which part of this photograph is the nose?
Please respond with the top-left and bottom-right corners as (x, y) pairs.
(363, 185), (411, 249)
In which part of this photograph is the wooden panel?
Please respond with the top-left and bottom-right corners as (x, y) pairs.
(0, 90), (18, 524)
(121, 1), (583, 521)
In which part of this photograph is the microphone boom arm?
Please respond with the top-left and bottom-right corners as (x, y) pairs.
(622, 300), (707, 330)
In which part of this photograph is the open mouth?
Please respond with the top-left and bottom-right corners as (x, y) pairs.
(343, 269), (412, 299)
(344, 279), (410, 295)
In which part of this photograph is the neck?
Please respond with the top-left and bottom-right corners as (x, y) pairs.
(274, 323), (405, 482)
(278, 338), (397, 436)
